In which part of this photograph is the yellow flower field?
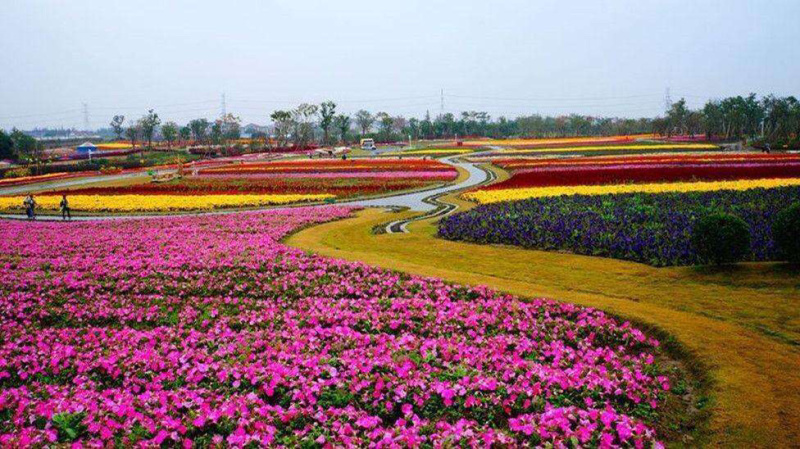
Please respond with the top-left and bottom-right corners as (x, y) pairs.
(464, 178), (800, 203)
(462, 134), (655, 147)
(0, 194), (333, 213)
(402, 148), (472, 155)
(95, 142), (133, 150)
(495, 143), (718, 154)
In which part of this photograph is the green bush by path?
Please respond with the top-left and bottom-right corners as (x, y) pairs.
(773, 202), (800, 262)
(691, 213), (751, 265)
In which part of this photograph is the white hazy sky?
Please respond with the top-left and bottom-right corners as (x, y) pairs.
(1, 0), (798, 130)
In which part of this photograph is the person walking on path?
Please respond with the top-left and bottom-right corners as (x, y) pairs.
(23, 194), (37, 221)
(59, 194), (71, 221)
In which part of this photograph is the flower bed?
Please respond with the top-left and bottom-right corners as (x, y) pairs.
(490, 153), (800, 171)
(0, 193), (332, 212)
(442, 187), (800, 266)
(467, 153), (800, 204)
(483, 162), (800, 189)
(465, 177), (800, 203)
(461, 135), (653, 148)
(43, 177), (437, 199)
(196, 159), (457, 176)
(0, 209), (673, 446)
(490, 143), (719, 155)
(0, 172), (76, 187)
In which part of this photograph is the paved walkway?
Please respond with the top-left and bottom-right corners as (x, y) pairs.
(0, 170), (173, 196)
(0, 156), (491, 222)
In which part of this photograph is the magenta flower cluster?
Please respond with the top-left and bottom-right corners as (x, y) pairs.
(0, 208), (669, 447)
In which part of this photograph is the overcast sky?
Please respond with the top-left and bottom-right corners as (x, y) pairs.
(1, 0), (798, 130)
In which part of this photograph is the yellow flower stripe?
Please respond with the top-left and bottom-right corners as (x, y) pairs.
(0, 194), (333, 212)
(495, 144), (718, 154)
(464, 178), (800, 204)
(402, 148), (472, 154)
(95, 142), (133, 150)
(462, 134), (655, 146)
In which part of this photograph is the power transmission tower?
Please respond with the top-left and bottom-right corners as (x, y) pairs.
(221, 93), (227, 118)
(664, 87), (672, 111)
(82, 103), (90, 131)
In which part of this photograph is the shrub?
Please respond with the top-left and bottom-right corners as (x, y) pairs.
(691, 213), (751, 265)
(773, 203), (800, 262)
(4, 167), (31, 179)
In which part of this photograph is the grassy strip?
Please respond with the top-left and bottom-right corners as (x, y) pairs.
(285, 206), (800, 447)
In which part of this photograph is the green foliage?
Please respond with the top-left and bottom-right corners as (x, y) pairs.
(110, 115), (125, 140)
(138, 109), (161, 148)
(0, 130), (14, 160)
(691, 213), (751, 265)
(773, 203), (800, 262)
(319, 101), (337, 145)
(52, 412), (87, 442)
(161, 121), (179, 147)
(3, 167), (31, 178)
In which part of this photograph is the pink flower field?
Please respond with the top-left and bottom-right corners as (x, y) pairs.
(0, 209), (672, 447)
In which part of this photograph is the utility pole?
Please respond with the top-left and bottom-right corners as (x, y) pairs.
(82, 103), (90, 131)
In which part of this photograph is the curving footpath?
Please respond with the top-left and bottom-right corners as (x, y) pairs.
(0, 156), (491, 224)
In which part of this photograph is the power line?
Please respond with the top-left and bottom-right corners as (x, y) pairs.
(0, 109), (82, 120)
(446, 92), (662, 102)
(91, 99), (219, 111)
(82, 103), (90, 131)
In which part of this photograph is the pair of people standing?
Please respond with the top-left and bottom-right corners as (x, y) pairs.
(22, 194), (36, 220)
(21, 194), (71, 221)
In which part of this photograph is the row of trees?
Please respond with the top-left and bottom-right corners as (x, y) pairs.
(98, 94), (798, 152)
(265, 104), (656, 145)
(0, 128), (45, 169)
(262, 95), (798, 145)
(657, 94), (800, 141)
(110, 111), (243, 151)
(5, 92), (792, 163)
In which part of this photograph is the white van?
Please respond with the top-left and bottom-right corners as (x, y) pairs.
(360, 138), (376, 151)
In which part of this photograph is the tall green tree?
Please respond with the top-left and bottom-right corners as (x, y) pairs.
(319, 101), (337, 145)
(334, 114), (351, 144)
(210, 122), (223, 145)
(125, 124), (140, 152)
(375, 112), (393, 141)
(161, 121), (178, 149)
(666, 98), (689, 136)
(10, 129), (45, 173)
(179, 126), (191, 144)
(138, 109), (161, 149)
(219, 114), (241, 142)
(291, 103), (318, 148)
(270, 110), (294, 149)
(188, 119), (210, 144)
(110, 115), (125, 140)
(0, 130), (14, 160)
(355, 110), (374, 136)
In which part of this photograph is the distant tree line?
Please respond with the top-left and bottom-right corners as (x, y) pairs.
(0, 128), (45, 171)
(654, 94), (800, 143)
(5, 93), (798, 166)
(259, 94), (798, 145)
